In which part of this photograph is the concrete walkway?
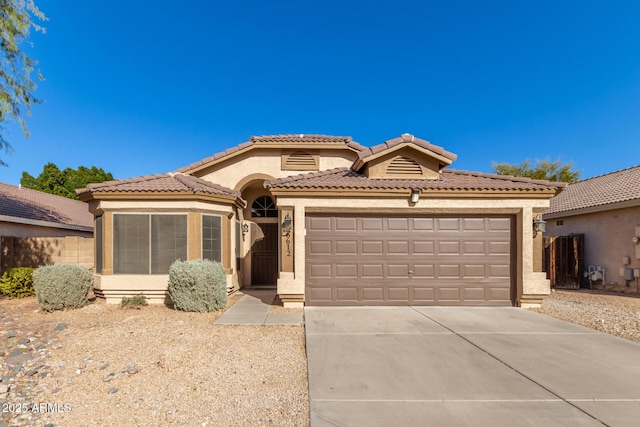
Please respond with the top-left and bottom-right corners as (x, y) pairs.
(215, 289), (303, 325)
(305, 306), (640, 427)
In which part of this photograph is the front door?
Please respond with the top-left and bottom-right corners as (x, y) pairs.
(251, 223), (278, 286)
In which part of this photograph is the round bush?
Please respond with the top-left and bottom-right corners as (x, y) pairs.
(0, 267), (36, 298)
(33, 265), (93, 312)
(168, 259), (227, 312)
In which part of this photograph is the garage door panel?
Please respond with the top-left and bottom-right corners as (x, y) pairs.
(362, 287), (384, 302)
(413, 218), (434, 230)
(309, 240), (332, 255)
(489, 264), (511, 277)
(438, 241), (461, 255)
(388, 264), (410, 277)
(362, 241), (383, 254)
(438, 264), (460, 277)
(306, 214), (513, 306)
(336, 264), (358, 278)
(437, 218), (460, 230)
(413, 241), (435, 254)
(336, 217), (357, 231)
(307, 217), (332, 231)
(489, 241), (510, 254)
(362, 217), (383, 230)
(488, 218), (511, 231)
(362, 264), (384, 278)
(388, 218), (409, 230)
(462, 218), (486, 231)
(438, 287), (461, 302)
(412, 264), (435, 278)
(308, 264), (332, 278)
(388, 287), (410, 301)
(388, 241), (409, 254)
(413, 287), (436, 302)
(336, 240), (358, 254)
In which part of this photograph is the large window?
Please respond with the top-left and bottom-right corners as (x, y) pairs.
(113, 214), (187, 274)
(202, 215), (222, 262)
(95, 216), (103, 274)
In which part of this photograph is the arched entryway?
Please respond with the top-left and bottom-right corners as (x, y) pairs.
(238, 178), (279, 288)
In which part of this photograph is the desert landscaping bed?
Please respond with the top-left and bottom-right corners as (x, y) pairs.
(0, 293), (308, 427)
(1, 288), (639, 426)
(529, 289), (640, 343)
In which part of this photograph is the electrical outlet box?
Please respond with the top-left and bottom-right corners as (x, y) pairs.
(624, 268), (635, 281)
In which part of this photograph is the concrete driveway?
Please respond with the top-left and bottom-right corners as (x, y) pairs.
(305, 307), (640, 427)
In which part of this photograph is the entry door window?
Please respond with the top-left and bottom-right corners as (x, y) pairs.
(251, 196), (278, 218)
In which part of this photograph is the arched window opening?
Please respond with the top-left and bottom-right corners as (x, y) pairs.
(251, 195), (278, 218)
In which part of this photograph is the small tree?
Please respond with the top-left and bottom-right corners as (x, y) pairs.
(0, 0), (47, 166)
(492, 158), (581, 183)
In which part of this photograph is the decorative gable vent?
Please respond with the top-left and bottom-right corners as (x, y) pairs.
(386, 156), (423, 176)
(282, 151), (319, 171)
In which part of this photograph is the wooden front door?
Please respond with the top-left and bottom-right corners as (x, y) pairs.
(251, 223), (278, 286)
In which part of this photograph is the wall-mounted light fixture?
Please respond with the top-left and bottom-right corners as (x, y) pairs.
(282, 213), (292, 256)
(532, 215), (546, 237)
(632, 236), (640, 244)
(410, 188), (420, 203)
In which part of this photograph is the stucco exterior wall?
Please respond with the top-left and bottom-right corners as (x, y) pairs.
(545, 205), (640, 288)
(88, 199), (240, 303)
(0, 221), (92, 239)
(194, 149), (355, 190)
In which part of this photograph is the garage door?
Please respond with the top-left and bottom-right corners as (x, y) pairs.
(305, 214), (513, 306)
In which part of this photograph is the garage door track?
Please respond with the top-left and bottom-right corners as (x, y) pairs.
(305, 307), (640, 426)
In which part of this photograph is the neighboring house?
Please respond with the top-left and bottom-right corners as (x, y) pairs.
(77, 133), (564, 307)
(0, 182), (94, 273)
(544, 165), (640, 289)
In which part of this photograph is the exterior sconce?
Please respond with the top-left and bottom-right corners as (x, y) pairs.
(410, 188), (420, 203)
(632, 236), (640, 244)
(282, 213), (292, 256)
(532, 215), (546, 237)
(283, 214), (292, 234)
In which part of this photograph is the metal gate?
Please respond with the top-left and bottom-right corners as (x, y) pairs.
(544, 234), (584, 289)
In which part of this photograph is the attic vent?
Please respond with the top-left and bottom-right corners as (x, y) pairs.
(282, 151), (319, 171)
(386, 156), (423, 175)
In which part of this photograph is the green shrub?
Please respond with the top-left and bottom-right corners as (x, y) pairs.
(33, 265), (93, 312)
(0, 267), (36, 298)
(168, 259), (227, 312)
(121, 294), (148, 309)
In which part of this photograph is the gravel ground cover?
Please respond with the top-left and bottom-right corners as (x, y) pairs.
(0, 294), (308, 427)
(530, 289), (640, 343)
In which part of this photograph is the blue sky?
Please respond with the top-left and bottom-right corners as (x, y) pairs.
(2, 0), (639, 186)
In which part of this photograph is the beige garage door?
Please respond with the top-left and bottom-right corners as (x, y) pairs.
(305, 214), (513, 306)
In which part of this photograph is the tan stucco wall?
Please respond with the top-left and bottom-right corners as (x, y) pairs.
(276, 196), (551, 307)
(88, 199), (240, 302)
(0, 221), (92, 239)
(545, 205), (640, 288)
(194, 149), (355, 190)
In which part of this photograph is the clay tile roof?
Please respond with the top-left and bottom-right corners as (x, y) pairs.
(546, 165), (640, 215)
(265, 168), (565, 192)
(357, 133), (458, 163)
(176, 134), (366, 173)
(76, 174), (246, 207)
(0, 182), (93, 231)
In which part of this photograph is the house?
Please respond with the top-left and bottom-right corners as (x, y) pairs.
(77, 133), (564, 307)
(0, 182), (94, 273)
(544, 165), (640, 290)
